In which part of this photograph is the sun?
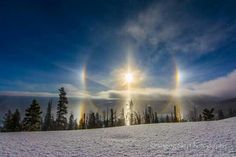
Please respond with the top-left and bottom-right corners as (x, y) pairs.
(124, 72), (134, 84)
(113, 66), (143, 89)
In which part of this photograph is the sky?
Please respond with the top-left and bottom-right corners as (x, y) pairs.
(0, 0), (236, 100)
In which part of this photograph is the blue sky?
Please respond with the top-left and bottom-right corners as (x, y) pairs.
(0, 0), (236, 99)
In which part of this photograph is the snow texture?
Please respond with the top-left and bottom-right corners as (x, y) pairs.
(0, 118), (236, 157)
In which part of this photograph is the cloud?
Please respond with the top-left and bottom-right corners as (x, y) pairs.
(97, 69), (236, 99)
(0, 83), (91, 98)
(96, 88), (169, 100)
(1, 70), (236, 99)
(122, 1), (234, 55)
(0, 91), (57, 97)
(96, 88), (196, 100)
(190, 70), (236, 98)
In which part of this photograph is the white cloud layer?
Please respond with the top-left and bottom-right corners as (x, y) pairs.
(190, 69), (236, 98)
(0, 91), (57, 97)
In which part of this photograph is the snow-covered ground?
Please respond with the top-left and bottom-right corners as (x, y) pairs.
(0, 118), (236, 157)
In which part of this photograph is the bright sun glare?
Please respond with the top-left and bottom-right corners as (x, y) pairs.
(124, 72), (133, 84)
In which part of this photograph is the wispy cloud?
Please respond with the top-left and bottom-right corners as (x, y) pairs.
(122, 1), (234, 55)
(0, 91), (57, 97)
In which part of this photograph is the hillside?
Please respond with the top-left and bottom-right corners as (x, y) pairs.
(0, 117), (235, 157)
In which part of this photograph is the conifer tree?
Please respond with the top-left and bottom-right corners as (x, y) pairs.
(120, 108), (125, 126)
(74, 119), (79, 130)
(160, 114), (164, 123)
(102, 111), (106, 127)
(203, 108), (214, 121)
(154, 112), (158, 123)
(129, 100), (134, 125)
(79, 113), (86, 129)
(23, 99), (42, 131)
(110, 108), (114, 127)
(43, 100), (53, 131)
(166, 115), (169, 122)
(114, 110), (117, 126)
(170, 112), (174, 122)
(51, 115), (56, 130)
(174, 105), (177, 122)
(3, 110), (13, 132)
(134, 111), (141, 124)
(88, 112), (95, 129)
(68, 113), (74, 130)
(12, 109), (21, 131)
(199, 114), (202, 121)
(156, 115), (159, 123)
(228, 108), (234, 117)
(56, 87), (68, 130)
(95, 112), (101, 128)
(192, 106), (197, 121)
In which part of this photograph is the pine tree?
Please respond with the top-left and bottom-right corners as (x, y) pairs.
(174, 105), (178, 122)
(202, 108), (214, 121)
(134, 111), (141, 124)
(102, 111), (106, 127)
(56, 87), (68, 130)
(12, 109), (21, 131)
(130, 100), (134, 125)
(156, 115), (159, 123)
(23, 99), (42, 131)
(2, 110), (13, 132)
(88, 112), (96, 129)
(110, 109), (114, 127)
(228, 108), (234, 117)
(106, 105), (109, 127)
(144, 105), (153, 124)
(154, 112), (157, 123)
(154, 112), (159, 123)
(160, 114), (164, 123)
(114, 110), (117, 126)
(51, 115), (56, 130)
(120, 108), (125, 126)
(199, 114), (202, 121)
(170, 112), (174, 122)
(193, 106), (197, 121)
(68, 113), (74, 130)
(166, 115), (169, 122)
(43, 100), (53, 131)
(95, 112), (101, 128)
(149, 105), (153, 123)
(74, 119), (79, 130)
(79, 113), (86, 129)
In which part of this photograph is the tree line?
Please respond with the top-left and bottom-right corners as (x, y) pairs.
(1, 87), (79, 132)
(77, 100), (236, 130)
(1, 88), (236, 132)
(76, 100), (180, 129)
(188, 106), (236, 122)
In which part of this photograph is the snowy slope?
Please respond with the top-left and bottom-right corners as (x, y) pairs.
(0, 118), (236, 157)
